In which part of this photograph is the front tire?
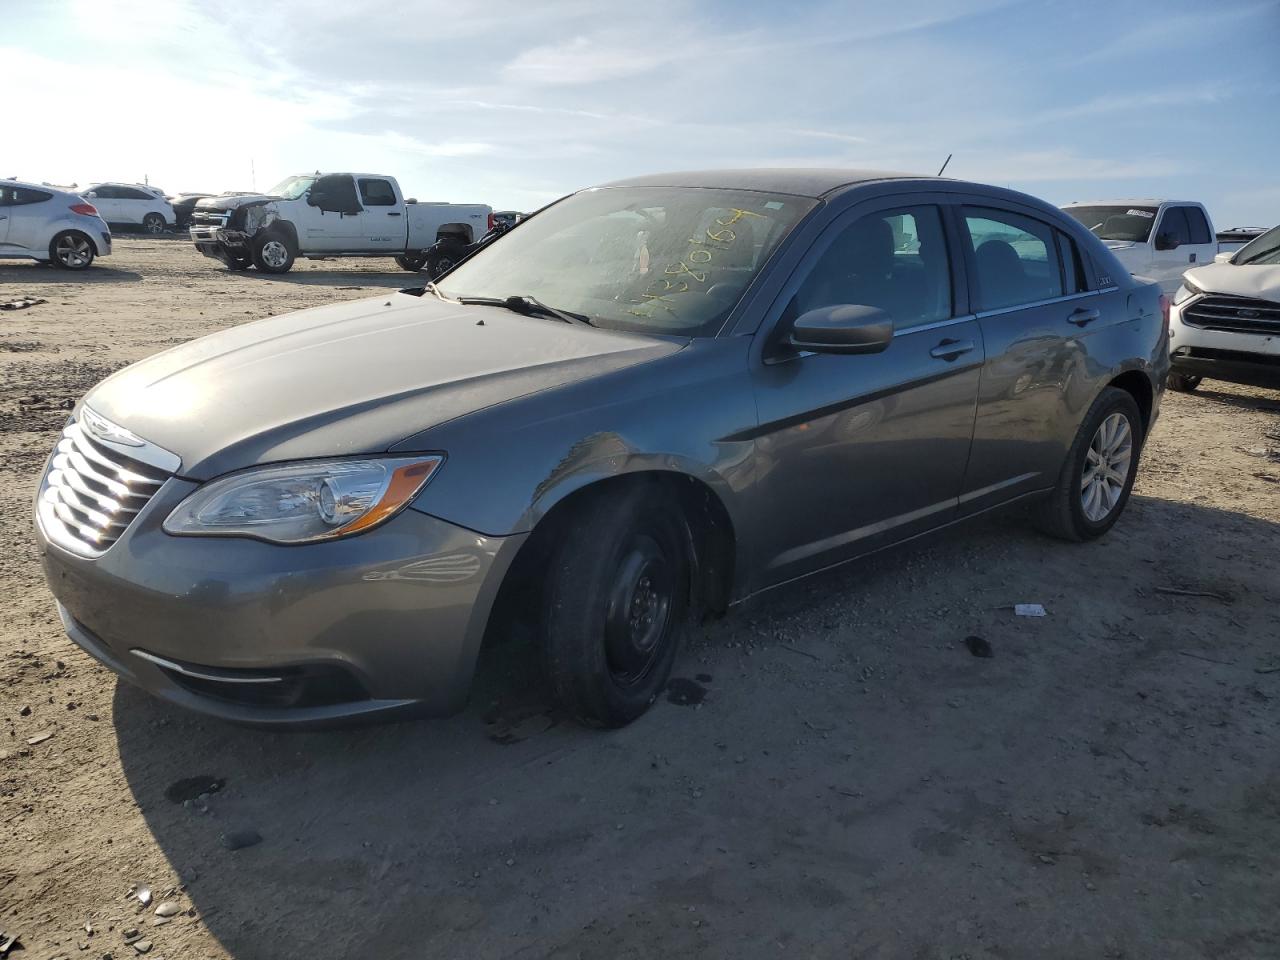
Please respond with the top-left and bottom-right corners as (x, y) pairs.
(252, 233), (295, 274)
(1037, 387), (1144, 542)
(1167, 372), (1201, 392)
(543, 488), (691, 728)
(49, 231), (95, 270)
(142, 213), (166, 234)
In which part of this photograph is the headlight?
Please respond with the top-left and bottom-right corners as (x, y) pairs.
(163, 456), (443, 544)
(1172, 280), (1201, 305)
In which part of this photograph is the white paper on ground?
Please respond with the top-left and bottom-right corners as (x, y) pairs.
(1014, 603), (1047, 617)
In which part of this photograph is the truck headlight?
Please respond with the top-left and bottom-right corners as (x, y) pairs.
(163, 456), (443, 544)
(1172, 280), (1201, 306)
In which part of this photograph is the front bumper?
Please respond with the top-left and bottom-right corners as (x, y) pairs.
(35, 477), (525, 726)
(190, 226), (250, 262)
(1170, 301), (1280, 389)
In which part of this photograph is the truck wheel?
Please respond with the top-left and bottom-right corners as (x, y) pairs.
(425, 252), (457, 279)
(226, 255), (253, 271)
(1167, 373), (1201, 393)
(395, 253), (428, 272)
(142, 213), (166, 234)
(542, 486), (691, 728)
(1036, 387), (1143, 542)
(252, 234), (295, 274)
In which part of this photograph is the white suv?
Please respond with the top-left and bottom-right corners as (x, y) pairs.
(0, 179), (112, 270)
(1168, 224), (1280, 392)
(83, 183), (174, 234)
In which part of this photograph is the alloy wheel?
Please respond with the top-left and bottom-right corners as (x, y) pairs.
(261, 240), (289, 269)
(1081, 412), (1133, 523)
(55, 235), (92, 268)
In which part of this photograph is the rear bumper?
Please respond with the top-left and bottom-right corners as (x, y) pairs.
(36, 478), (526, 726)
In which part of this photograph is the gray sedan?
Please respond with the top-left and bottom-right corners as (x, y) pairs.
(34, 169), (1167, 727)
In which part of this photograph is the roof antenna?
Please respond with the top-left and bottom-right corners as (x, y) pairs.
(937, 153), (953, 177)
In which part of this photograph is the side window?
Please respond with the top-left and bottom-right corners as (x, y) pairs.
(358, 178), (396, 206)
(92, 186), (117, 199)
(1184, 206), (1212, 245)
(122, 188), (153, 200)
(312, 175), (360, 214)
(963, 207), (1063, 310)
(794, 205), (951, 329)
(1057, 231), (1088, 294)
(11, 188), (51, 205)
(0, 187), (13, 206)
(1157, 207), (1190, 246)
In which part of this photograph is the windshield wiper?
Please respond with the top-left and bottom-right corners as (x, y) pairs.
(456, 294), (593, 326)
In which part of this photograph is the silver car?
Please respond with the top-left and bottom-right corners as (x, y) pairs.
(33, 169), (1167, 728)
(1, 179), (112, 270)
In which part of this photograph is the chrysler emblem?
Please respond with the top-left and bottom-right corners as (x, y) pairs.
(80, 407), (144, 447)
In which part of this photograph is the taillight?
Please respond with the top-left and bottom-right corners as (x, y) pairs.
(487, 212), (496, 232)
(1159, 293), (1171, 335)
(70, 202), (98, 216)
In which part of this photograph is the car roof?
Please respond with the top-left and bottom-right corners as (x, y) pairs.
(598, 168), (922, 198)
(1063, 199), (1202, 208)
(1, 178), (76, 196)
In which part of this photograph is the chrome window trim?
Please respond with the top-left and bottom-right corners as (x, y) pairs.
(975, 289), (1098, 320)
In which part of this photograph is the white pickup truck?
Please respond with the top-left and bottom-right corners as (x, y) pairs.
(189, 172), (491, 274)
(1061, 199), (1252, 295)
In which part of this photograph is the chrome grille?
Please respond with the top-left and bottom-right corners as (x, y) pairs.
(38, 419), (173, 557)
(1183, 295), (1280, 335)
(190, 208), (231, 228)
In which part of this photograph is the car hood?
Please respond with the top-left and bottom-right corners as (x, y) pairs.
(83, 293), (683, 480)
(193, 193), (277, 212)
(1184, 262), (1280, 302)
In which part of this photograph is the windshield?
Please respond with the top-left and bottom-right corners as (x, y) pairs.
(265, 175), (317, 200)
(437, 186), (815, 336)
(1233, 224), (1280, 265)
(1064, 205), (1159, 242)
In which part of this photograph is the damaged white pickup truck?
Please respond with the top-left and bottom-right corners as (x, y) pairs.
(189, 173), (492, 274)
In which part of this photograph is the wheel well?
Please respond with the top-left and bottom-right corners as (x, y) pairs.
(1108, 370), (1154, 430)
(482, 472), (737, 649)
(436, 222), (473, 244)
(260, 220), (299, 252)
(48, 229), (95, 257)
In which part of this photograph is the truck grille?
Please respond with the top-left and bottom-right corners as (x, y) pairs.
(190, 208), (231, 228)
(38, 420), (172, 557)
(1183, 295), (1280, 335)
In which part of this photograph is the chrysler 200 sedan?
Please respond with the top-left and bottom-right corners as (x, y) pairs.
(34, 169), (1168, 728)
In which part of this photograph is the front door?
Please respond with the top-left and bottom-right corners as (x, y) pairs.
(747, 200), (983, 587)
(301, 175), (362, 251)
(1151, 206), (1214, 294)
(86, 187), (120, 224)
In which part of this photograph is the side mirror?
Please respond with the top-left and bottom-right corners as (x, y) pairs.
(790, 304), (894, 355)
(1155, 232), (1181, 251)
(85, 191), (97, 198)
(306, 190), (323, 207)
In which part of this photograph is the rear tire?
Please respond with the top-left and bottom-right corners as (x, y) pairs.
(1167, 372), (1201, 392)
(1037, 387), (1143, 542)
(49, 231), (95, 270)
(252, 233), (295, 274)
(142, 213), (166, 234)
(395, 253), (428, 272)
(542, 487), (691, 728)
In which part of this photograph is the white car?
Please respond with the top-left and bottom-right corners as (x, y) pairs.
(0, 179), (112, 270)
(1062, 199), (1249, 295)
(1168, 223), (1280, 392)
(83, 183), (175, 234)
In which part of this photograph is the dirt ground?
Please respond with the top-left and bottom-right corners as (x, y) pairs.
(2, 238), (1279, 960)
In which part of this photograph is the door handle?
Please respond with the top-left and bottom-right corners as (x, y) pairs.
(1189, 252), (1196, 263)
(386, 212), (402, 216)
(1068, 307), (1100, 326)
(930, 338), (975, 361)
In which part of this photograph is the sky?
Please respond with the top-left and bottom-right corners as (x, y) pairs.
(6, 0), (1280, 226)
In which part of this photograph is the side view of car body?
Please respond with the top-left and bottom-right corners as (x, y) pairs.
(1168, 223), (1280, 391)
(84, 183), (174, 234)
(0, 179), (112, 270)
(168, 192), (214, 231)
(34, 169), (1166, 729)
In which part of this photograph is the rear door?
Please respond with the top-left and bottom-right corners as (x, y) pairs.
(956, 203), (1113, 513)
(747, 196), (984, 585)
(356, 177), (404, 253)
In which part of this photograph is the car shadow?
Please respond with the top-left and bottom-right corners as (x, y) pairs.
(110, 494), (1280, 958)
(1191, 384), (1280, 413)
(239, 270), (422, 289)
(0, 262), (143, 284)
